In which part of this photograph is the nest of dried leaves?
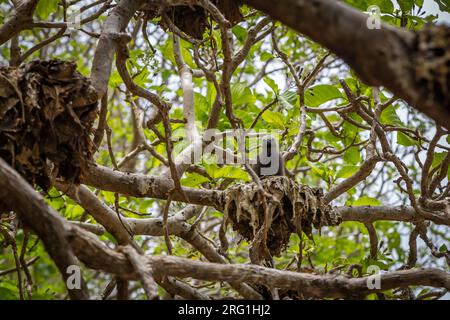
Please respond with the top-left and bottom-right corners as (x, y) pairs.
(221, 176), (341, 263)
(0, 60), (98, 190)
(142, 0), (243, 40)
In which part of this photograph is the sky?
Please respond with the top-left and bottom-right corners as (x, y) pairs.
(417, 0), (450, 23)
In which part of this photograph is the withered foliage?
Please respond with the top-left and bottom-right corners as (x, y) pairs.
(144, 0), (243, 40)
(0, 60), (98, 190)
(222, 176), (341, 263)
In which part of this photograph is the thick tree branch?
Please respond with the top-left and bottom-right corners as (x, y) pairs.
(0, 0), (38, 45)
(68, 226), (450, 298)
(3, 158), (450, 299)
(80, 164), (222, 208)
(242, 0), (450, 129)
(79, 164), (450, 226)
(0, 159), (89, 300)
(90, 0), (145, 98)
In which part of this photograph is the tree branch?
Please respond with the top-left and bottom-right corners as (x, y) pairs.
(0, 159), (89, 300)
(242, 0), (450, 129)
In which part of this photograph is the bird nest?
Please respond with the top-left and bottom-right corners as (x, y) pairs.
(142, 0), (243, 40)
(0, 60), (98, 191)
(221, 176), (341, 263)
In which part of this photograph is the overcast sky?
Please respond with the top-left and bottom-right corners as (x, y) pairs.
(418, 0), (450, 23)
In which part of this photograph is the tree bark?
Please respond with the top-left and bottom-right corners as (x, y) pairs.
(243, 0), (450, 129)
(0, 159), (89, 300)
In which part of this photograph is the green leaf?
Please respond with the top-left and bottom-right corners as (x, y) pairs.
(160, 38), (194, 69)
(262, 110), (285, 128)
(215, 166), (250, 181)
(260, 52), (274, 62)
(203, 161), (219, 179)
(353, 196), (382, 206)
(309, 162), (334, 184)
(264, 77), (279, 94)
(133, 68), (151, 87)
(431, 152), (447, 169)
(102, 191), (116, 204)
(379, 0), (395, 13)
(366, 0), (394, 13)
(323, 131), (341, 148)
(397, 131), (418, 146)
(109, 69), (125, 88)
(65, 204), (84, 219)
(206, 81), (217, 106)
(336, 165), (360, 179)
(181, 173), (210, 187)
(380, 105), (404, 127)
(366, 258), (390, 270)
(342, 114), (362, 137)
(310, 164), (326, 180)
(0, 281), (19, 299)
(304, 85), (343, 107)
(439, 244), (448, 253)
(231, 83), (256, 106)
(36, 0), (59, 19)
(232, 25), (248, 44)
(343, 147), (361, 165)
(279, 90), (297, 109)
(344, 0), (368, 10)
(398, 0), (414, 12)
(434, 0), (450, 13)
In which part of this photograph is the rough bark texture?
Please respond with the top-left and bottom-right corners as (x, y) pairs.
(91, 0), (146, 97)
(81, 163), (223, 208)
(69, 227), (450, 299)
(0, 158), (89, 300)
(0, 0), (38, 45)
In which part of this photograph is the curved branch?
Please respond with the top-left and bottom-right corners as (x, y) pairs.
(90, 0), (145, 98)
(0, 0), (38, 45)
(69, 227), (450, 298)
(0, 159), (89, 300)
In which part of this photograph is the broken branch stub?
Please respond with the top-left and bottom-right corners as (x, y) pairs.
(0, 60), (98, 191)
(222, 176), (341, 262)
